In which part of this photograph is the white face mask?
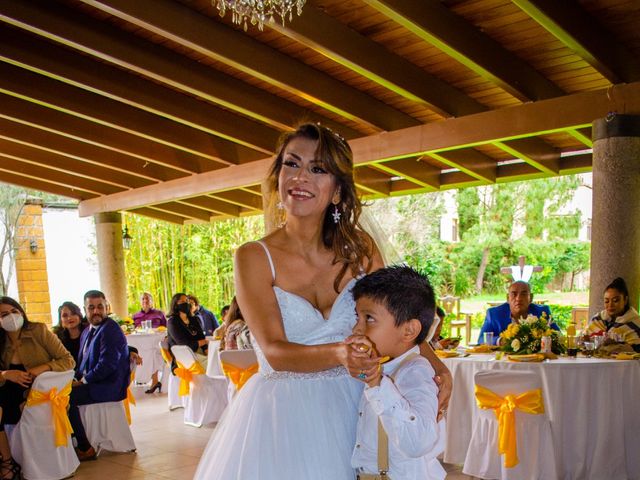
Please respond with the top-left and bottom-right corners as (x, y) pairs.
(1, 312), (24, 332)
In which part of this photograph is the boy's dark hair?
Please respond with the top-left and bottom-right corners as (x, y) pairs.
(436, 306), (446, 319)
(352, 265), (435, 345)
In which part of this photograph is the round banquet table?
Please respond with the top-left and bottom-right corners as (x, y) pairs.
(442, 354), (640, 480)
(126, 331), (166, 384)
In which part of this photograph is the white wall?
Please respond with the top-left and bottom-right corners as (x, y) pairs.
(42, 209), (100, 324)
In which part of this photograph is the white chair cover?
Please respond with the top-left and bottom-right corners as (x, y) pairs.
(206, 340), (223, 377)
(79, 361), (137, 454)
(9, 370), (79, 480)
(159, 340), (184, 410)
(463, 370), (558, 480)
(218, 349), (258, 403)
(171, 345), (228, 427)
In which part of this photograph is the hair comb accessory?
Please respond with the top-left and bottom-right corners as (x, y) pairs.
(315, 122), (348, 146)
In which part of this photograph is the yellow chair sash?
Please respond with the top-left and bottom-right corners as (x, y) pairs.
(123, 371), (136, 425)
(474, 384), (545, 468)
(175, 361), (205, 396)
(221, 362), (258, 390)
(25, 381), (74, 447)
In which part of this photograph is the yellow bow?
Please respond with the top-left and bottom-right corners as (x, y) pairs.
(221, 362), (258, 390)
(123, 371), (136, 425)
(25, 382), (74, 447)
(474, 384), (545, 468)
(175, 361), (205, 396)
(160, 347), (172, 366)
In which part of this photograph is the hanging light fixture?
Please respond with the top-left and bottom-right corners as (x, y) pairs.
(213, 0), (306, 31)
(122, 226), (133, 250)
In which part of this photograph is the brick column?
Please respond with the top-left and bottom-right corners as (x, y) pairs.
(15, 198), (52, 324)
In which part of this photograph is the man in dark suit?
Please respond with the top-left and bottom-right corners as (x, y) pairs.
(477, 281), (558, 344)
(68, 290), (131, 460)
(189, 295), (219, 337)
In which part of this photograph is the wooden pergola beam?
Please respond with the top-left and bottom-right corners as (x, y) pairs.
(180, 196), (241, 217)
(0, 0), (360, 139)
(513, 0), (640, 84)
(363, 0), (565, 101)
(494, 137), (560, 175)
(354, 167), (392, 196)
(0, 138), (151, 190)
(0, 118), (184, 183)
(373, 158), (440, 190)
(0, 170), (90, 200)
(0, 94), (206, 175)
(0, 26), (279, 155)
(427, 149), (497, 183)
(78, 0), (418, 132)
(129, 207), (186, 225)
(78, 83), (640, 217)
(209, 191), (263, 211)
(269, 5), (485, 118)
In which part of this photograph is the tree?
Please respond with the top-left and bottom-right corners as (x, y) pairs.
(0, 185), (29, 295)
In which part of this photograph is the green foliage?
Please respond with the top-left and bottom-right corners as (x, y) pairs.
(546, 304), (574, 330)
(124, 214), (264, 315)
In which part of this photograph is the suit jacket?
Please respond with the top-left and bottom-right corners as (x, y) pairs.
(477, 303), (557, 344)
(195, 306), (219, 337)
(76, 317), (130, 403)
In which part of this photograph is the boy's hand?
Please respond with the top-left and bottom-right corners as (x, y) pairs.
(344, 335), (379, 382)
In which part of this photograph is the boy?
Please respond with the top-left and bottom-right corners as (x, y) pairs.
(349, 265), (446, 480)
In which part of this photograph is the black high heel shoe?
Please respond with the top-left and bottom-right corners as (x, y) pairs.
(145, 382), (162, 394)
(1, 457), (22, 480)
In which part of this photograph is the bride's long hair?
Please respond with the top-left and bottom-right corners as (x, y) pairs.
(264, 123), (374, 291)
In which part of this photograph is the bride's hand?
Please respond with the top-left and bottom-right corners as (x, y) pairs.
(341, 336), (378, 381)
(344, 334), (375, 355)
(434, 371), (452, 420)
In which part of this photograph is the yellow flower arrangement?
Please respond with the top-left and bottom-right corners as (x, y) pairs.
(499, 313), (565, 355)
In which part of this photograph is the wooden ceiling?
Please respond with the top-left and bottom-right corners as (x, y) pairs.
(1, 0), (639, 224)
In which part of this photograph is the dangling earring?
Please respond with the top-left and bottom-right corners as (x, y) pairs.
(276, 201), (284, 210)
(332, 203), (341, 224)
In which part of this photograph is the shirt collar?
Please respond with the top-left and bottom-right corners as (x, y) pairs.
(381, 345), (420, 376)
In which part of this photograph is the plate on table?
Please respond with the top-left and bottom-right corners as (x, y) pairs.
(435, 350), (460, 358)
(507, 354), (545, 363)
(466, 345), (499, 354)
(611, 352), (640, 360)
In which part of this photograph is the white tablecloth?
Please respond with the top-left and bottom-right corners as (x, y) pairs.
(442, 354), (640, 480)
(126, 332), (165, 384)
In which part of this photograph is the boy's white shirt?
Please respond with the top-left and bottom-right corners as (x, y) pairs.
(351, 345), (446, 480)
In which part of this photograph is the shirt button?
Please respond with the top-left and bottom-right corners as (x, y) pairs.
(359, 411), (363, 416)
(410, 416), (415, 421)
(356, 444), (361, 449)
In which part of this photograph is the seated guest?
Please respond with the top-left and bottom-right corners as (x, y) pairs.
(588, 277), (640, 352)
(132, 292), (166, 329)
(188, 295), (219, 337)
(132, 292), (165, 394)
(222, 297), (252, 351)
(1, 296), (75, 478)
(69, 290), (130, 461)
(167, 293), (207, 372)
(53, 301), (88, 363)
(478, 280), (558, 344)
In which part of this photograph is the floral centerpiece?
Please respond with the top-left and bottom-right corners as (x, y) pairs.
(499, 313), (565, 354)
(111, 314), (135, 334)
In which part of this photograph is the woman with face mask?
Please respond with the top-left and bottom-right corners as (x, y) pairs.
(166, 293), (208, 373)
(0, 296), (75, 479)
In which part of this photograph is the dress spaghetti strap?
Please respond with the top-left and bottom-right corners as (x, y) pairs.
(255, 241), (276, 282)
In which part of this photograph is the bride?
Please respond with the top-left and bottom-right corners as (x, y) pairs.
(194, 123), (450, 479)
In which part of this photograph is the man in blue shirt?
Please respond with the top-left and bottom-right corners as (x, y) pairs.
(478, 281), (558, 344)
(189, 295), (219, 337)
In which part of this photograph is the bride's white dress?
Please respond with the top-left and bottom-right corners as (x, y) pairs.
(193, 245), (363, 480)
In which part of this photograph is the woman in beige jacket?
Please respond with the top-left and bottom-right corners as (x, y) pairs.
(0, 296), (75, 480)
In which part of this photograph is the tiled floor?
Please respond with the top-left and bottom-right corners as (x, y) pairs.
(71, 385), (472, 479)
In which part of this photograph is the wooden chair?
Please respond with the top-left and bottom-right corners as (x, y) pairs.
(571, 307), (590, 331)
(440, 295), (472, 345)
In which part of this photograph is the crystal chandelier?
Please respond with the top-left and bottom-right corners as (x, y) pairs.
(214, 0), (306, 31)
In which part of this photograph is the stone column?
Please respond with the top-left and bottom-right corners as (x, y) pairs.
(94, 212), (128, 318)
(15, 198), (52, 324)
(589, 114), (640, 315)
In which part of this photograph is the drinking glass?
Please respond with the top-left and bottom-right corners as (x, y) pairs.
(483, 332), (494, 345)
(583, 341), (595, 358)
